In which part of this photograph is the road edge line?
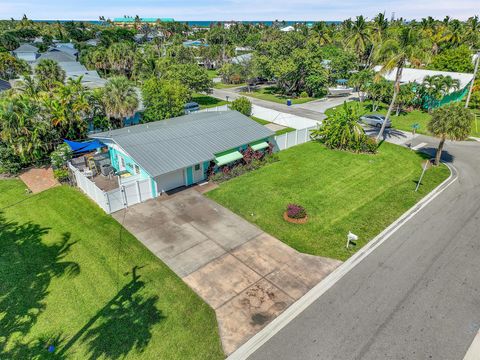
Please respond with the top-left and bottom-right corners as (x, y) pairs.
(227, 162), (458, 360)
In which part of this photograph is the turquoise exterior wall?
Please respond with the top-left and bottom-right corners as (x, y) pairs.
(186, 167), (194, 186)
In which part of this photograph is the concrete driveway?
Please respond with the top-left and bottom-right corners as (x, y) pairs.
(113, 189), (341, 354)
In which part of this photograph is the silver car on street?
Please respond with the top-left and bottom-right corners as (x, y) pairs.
(360, 114), (392, 128)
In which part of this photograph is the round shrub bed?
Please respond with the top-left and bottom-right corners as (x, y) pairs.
(283, 204), (308, 224)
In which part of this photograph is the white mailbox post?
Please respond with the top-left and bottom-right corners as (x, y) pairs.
(346, 231), (358, 249)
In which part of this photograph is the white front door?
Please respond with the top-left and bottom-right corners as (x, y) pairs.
(193, 163), (204, 182)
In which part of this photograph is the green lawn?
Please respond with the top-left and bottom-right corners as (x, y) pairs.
(250, 116), (295, 136)
(207, 141), (449, 261)
(206, 69), (218, 80)
(0, 181), (223, 359)
(240, 86), (318, 105)
(471, 110), (480, 138)
(191, 93), (228, 109)
(214, 82), (246, 89)
(325, 101), (432, 135)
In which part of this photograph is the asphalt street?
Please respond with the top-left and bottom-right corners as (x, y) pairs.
(247, 136), (480, 360)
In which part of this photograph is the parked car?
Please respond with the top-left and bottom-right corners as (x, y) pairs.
(360, 114), (392, 128)
(184, 102), (200, 114)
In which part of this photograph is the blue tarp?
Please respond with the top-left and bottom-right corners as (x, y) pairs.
(64, 139), (104, 153)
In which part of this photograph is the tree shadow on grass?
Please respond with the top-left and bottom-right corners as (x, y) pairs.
(58, 266), (164, 359)
(0, 213), (80, 359)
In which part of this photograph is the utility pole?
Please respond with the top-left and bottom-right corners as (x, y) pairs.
(465, 50), (480, 109)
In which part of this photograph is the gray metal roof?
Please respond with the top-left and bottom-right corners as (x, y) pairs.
(0, 79), (11, 91)
(90, 111), (274, 177)
(231, 53), (253, 64)
(49, 46), (79, 56)
(13, 44), (39, 53)
(36, 51), (76, 62)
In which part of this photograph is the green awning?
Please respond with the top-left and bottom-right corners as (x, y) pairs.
(251, 141), (269, 151)
(214, 151), (243, 166)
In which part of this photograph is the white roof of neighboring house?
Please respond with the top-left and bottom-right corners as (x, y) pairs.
(231, 53), (252, 65)
(13, 44), (39, 53)
(373, 66), (474, 90)
(235, 46), (252, 52)
(55, 42), (75, 49)
(280, 26), (295, 32)
(85, 39), (99, 46)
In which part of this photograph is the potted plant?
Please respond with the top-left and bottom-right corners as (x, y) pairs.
(283, 204), (308, 224)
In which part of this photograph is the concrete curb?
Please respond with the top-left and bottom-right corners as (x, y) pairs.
(227, 162), (458, 360)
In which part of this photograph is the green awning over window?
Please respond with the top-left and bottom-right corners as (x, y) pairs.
(250, 141), (269, 151)
(214, 151), (243, 166)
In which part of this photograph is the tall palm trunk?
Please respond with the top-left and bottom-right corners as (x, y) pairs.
(434, 135), (446, 165)
(376, 65), (403, 141)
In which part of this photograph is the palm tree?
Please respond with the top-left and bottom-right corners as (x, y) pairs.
(101, 76), (139, 128)
(347, 16), (371, 63)
(349, 69), (373, 102)
(311, 102), (370, 153)
(421, 75), (460, 110)
(446, 19), (464, 46)
(34, 59), (65, 90)
(374, 27), (428, 140)
(427, 104), (474, 165)
(42, 77), (91, 139)
(0, 95), (53, 163)
(106, 42), (135, 77)
(372, 12), (388, 44)
(466, 16), (479, 46)
(312, 21), (332, 45)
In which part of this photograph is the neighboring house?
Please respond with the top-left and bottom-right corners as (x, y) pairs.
(0, 79), (12, 92)
(231, 53), (252, 65)
(89, 111), (274, 194)
(32, 46), (106, 88)
(85, 38), (99, 46)
(12, 44), (39, 62)
(280, 26), (295, 32)
(373, 66), (475, 108)
(49, 45), (79, 60)
(36, 50), (76, 63)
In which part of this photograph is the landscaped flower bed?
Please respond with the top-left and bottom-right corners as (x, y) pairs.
(283, 204), (308, 224)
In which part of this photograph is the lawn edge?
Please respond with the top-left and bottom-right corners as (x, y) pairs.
(227, 161), (457, 360)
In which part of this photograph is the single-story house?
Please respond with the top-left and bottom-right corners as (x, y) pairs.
(12, 44), (39, 62)
(231, 53), (252, 65)
(280, 26), (295, 32)
(32, 48), (106, 88)
(89, 111), (275, 194)
(373, 66), (474, 108)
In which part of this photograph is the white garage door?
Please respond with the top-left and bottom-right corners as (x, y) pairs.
(155, 169), (185, 193)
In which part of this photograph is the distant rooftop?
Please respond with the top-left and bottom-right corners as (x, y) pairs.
(13, 44), (39, 53)
(113, 17), (174, 23)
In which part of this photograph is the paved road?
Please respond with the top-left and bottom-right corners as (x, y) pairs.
(247, 136), (480, 360)
(212, 88), (326, 121)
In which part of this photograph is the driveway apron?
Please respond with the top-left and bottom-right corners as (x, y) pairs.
(113, 189), (341, 354)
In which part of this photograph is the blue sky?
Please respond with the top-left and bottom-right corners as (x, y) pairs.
(1, 0), (477, 21)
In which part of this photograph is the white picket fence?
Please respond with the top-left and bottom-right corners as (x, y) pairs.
(68, 163), (153, 214)
(273, 126), (317, 151)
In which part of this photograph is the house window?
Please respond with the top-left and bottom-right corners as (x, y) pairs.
(120, 156), (125, 168)
(134, 164), (140, 175)
(194, 164), (200, 171)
